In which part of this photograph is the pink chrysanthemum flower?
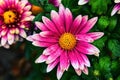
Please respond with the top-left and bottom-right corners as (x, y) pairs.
(111, 0), (120, 16)
(49, 0), (61, 7)
(27, 4), (104, 80)
(78, 0), (89, 5)
(0, 0), (34, 48)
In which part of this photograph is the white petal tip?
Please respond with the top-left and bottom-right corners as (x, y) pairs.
(78, 0), (89, 5)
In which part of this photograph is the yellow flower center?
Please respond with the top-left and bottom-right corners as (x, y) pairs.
(3, 10), (17, 24)
(59, 33), (76, 50)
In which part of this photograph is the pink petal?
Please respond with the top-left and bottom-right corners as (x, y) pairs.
(1, 29), (8, 36)
(57, 65), (64, 80)
(38, 36), (58, 43)
(43, 44), (59, 55)
(46, 48), (63, 64)
(28, 34), (58, 44)
(111, 3), (120, 16)
(24, 5), (31, 11)
(76, 42), (100, 56)
(60, 51), (69, 71)
(39, 31), (57, 37)
(87, 32), (104, 40)
(82, 66), (88, 75)
(15, 35), (19, 41)
(29, 34), (40, 41)
(7, 33), (14, 45)
(0, 0), (5, 7)
(3, 44), (10, 49)
(78, 0), (89, 5)
(75, 69), (82, 76)
(80, 17), (98, 33)
(68, 50), (79, 70)
(42, 16), (60, 34)
(47, 58), (59, 72)
(27, 35), (35, 42)
(76, 34), (94, 42)
(19, 29), (27, 38)
(32, 41), (54, 47)
(21, 17), (32, 22)
(64, 8), (73, 32)
(22, 11), (32, 17)
(76, 15), (88, 34)
(70, 15), (82, 34)
(35, 55), (48, 63)
(59, 4), (65, 21)
(35, 22), (48, 31)
(51, 10), (65, 33)
(74, 50), (84, 70)
(1, 36), (7, 46)
(19, 0), (28, 9)
(80, 53), (90, 67)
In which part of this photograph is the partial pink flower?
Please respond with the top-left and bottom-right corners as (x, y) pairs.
(27, 4), (104, 80)
(78, 0), (89, 5)
(49, 0), (61, 7)
(0, 0), (34, 48)
(111, 0), (120, 16)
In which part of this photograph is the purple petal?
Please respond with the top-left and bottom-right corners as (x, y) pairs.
(49, 0), (61, 7)
(111, 3), (120, 16)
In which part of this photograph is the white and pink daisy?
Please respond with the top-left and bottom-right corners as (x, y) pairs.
(27, 4), (104, 80)
(78, 0), (89, 5)
(0, 0), (34, 48)
(49, 0), (61, 7)
(111, 0), (120, 16)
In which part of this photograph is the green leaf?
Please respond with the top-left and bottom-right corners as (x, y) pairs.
(70, 75), (79, 80)
(89, 0), (111, 15)
(111, 61), (119, 72)
(117, 75), (120, 80)
(108, 39), (120, 57)
(108, 16), (117, 32)
(44, 4), (57, 12)
(28, 0), (40, 6)
(33, 13), (44, 22)
(98, 16), (109, 31)
(93, 36), (107, 50)
(99, 56), (111, 73)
